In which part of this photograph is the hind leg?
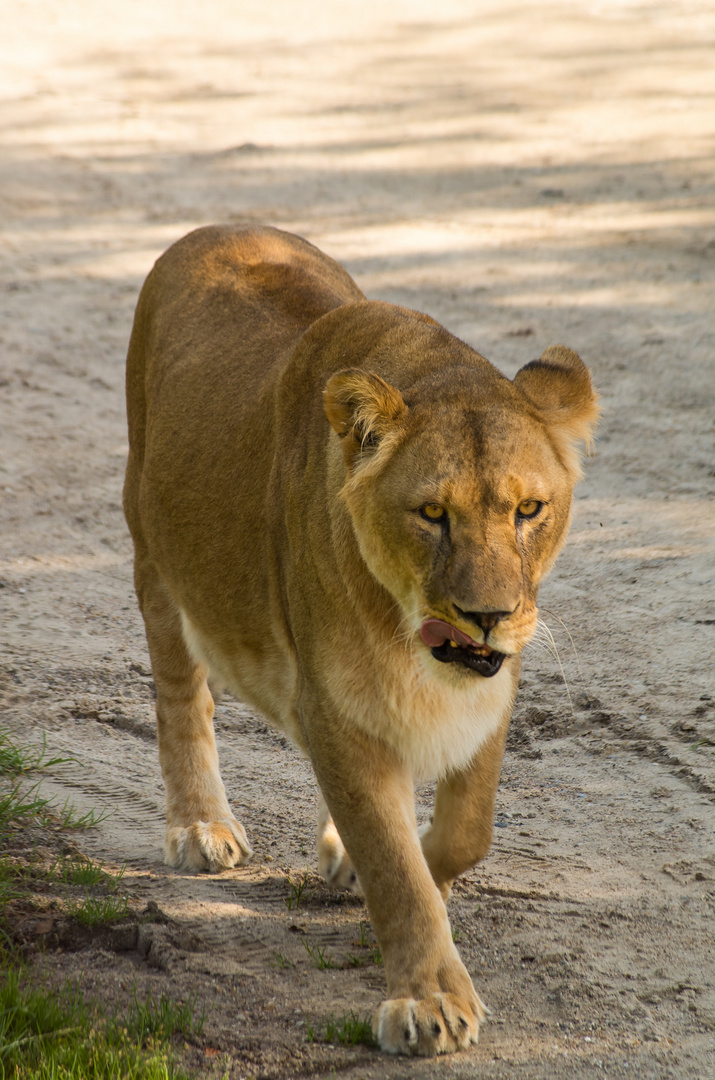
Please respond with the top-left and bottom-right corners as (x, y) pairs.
(134, 555), (252, 871)
(317, 792), (362, 894)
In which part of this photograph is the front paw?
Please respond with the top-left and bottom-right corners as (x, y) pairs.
(165, 817), (252, 872)
(373, 992), (485, 1056)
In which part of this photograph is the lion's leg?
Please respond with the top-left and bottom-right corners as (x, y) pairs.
(307, 712), (484, 1057)
(134, 555), (252, 871)
(420, 708), (512, 900)
(316, 792), (362, 894)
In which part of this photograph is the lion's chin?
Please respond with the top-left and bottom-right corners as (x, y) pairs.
(429, 641), (506, 678)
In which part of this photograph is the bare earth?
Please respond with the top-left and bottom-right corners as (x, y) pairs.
(1, 2), (714, 1077)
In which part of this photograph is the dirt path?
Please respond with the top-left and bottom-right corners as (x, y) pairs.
(1, 2), (714, 1077)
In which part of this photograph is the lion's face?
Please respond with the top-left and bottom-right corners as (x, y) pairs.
(325, 348), (599, 680)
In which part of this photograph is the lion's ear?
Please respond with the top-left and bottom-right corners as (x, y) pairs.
(514, 345), (600, 470)
(324, 368), (407, 468)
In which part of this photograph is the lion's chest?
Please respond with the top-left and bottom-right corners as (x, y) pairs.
(324, 649), (515, 781)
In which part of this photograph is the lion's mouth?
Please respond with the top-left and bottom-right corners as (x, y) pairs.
(429, 640), (505, 676)
(419, 618), (506, 678)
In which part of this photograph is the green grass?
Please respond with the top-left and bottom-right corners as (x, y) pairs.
(0, 848), (127, 927)
(56, 798), (111, 830)
(325, 1011), (377, 1046)
(345, 945), (381, 967)
(356, 920), (370, 948)
(0, 968), (201, 1079)
(0, 724), (126, 944)
(0, 723), (212, 1077)
(0, 853), (35, 930)
(305, 1010), (376, 1047)
(303, 940), (337, 970)
(0, 729), (55, 838)
(0, 730), (70, 778)
(48, 851), (125, 889)
(0, 729), (108, 834)
(0, 780), (51, 832)
(283, 868), (310, 911)
(65, 890), (130, 926)
(347, 921), (382, 966)
(126, 987), (205, 1044)
(271, 950), (296, 969)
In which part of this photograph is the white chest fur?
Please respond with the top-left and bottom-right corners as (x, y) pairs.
(325, 643), (513, 781)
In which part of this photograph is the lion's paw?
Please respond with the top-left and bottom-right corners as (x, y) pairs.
(165, 818), (252, 872)
(317, 822), (362, 895)
(373, 992), (485, 1056)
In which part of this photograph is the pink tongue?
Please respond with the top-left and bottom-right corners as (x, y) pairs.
(420, 618), (477, 649)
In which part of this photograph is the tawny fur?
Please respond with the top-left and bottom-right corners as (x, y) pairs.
(123, 224), (599, 1056)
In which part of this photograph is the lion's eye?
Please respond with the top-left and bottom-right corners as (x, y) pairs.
(420, 503), (446, 522)
(516, 499), (542, 520)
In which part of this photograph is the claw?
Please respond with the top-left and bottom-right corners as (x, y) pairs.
(375, 993), (482, 1056)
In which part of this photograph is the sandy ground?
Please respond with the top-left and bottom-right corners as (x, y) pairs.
(1, 1), (714, 1076)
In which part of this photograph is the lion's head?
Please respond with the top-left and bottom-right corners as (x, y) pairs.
(324, 344), (599, 680)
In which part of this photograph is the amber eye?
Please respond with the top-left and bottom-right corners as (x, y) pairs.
(420, 503), (446, 522)
(516, 499), (542, 520)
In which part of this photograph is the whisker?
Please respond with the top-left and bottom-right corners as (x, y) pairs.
(526, 633), (559, 660)
(385, 601), (416, 652)
(540, 607), (584, 680)
(535, 617), (576, 719)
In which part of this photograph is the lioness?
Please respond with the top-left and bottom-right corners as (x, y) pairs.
(123, 224), (598, 1057)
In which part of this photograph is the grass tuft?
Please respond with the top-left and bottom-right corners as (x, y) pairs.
(48, 851), (125, 889)
(356, 920), (370, 948)
(283, 868), (310, 911)
(271, 950), (296, 969)
(66, 891), (130, 926)
(368, 943), (383, 965)
(0, 730), (71, 778)
(303, 940), (337, 970)
(56, 798), (111, 830)
(0, 781), (51, 832)
(348, 921), (382, 966)
(125, 986), (205, 1044)
(305, 1010), (376, 1047)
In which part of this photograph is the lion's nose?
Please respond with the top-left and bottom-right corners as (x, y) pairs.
(454, 606), (512, 634)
